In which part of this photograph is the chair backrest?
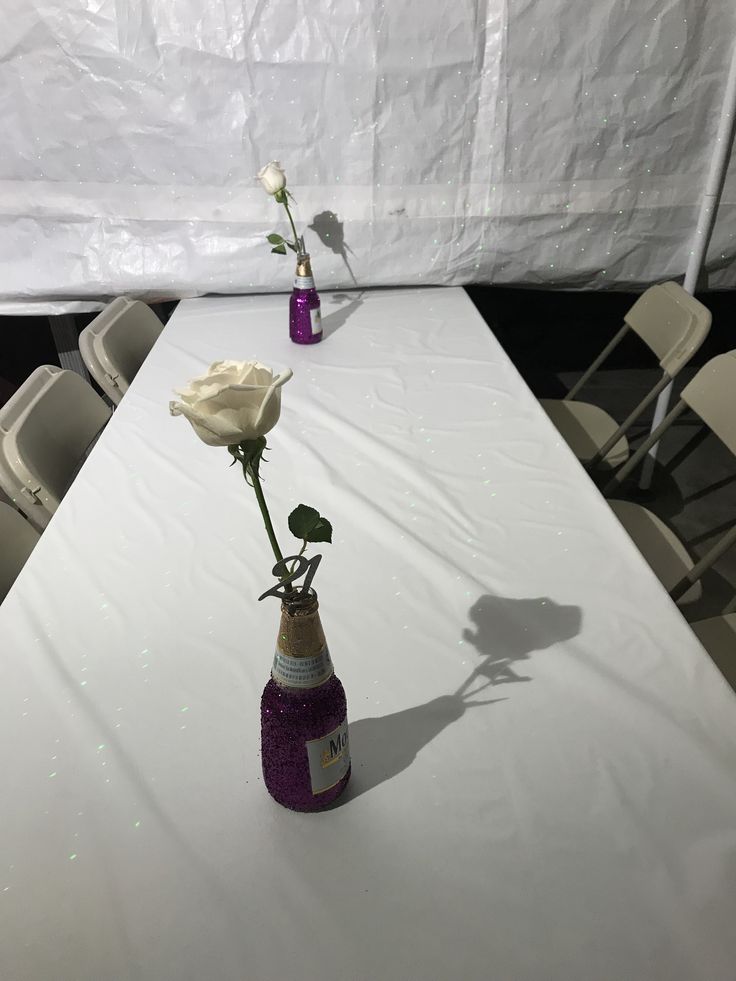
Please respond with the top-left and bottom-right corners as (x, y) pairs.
(565, 281), (711, 414)
(0, 502), (40, 601)
(605, 348), (736, 495)
(680, 352), (736, 456)
(0, 366), (111, 528)
(625, 281), (711, 376)
(79, 297), (163, 403)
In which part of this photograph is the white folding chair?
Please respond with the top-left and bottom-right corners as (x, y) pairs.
(0, 502), (40, 602)
(0, 366), (111, 530)
(79, 297), (164, 404)
(603, 352), (736, 606)
(540, 282), (711, 469)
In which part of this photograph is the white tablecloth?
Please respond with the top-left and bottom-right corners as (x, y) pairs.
(2, 288), (735, 981)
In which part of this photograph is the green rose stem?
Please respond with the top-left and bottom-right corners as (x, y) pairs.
(250, 465), (283, 562)
(250, 468), (294, 593)
(275, 189), (302, 253)
(231, 441), (294, 593)
(289, 539), (308, 575)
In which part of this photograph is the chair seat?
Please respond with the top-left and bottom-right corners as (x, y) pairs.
(540, 399), (629, 468)
(609, 500), (702, 606)
(690, 614), (736, 688)
(0, 503), (40, 602)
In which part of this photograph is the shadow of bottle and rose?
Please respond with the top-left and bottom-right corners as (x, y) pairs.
(308, 210), (366, 337)
(336, 594), (582, 805)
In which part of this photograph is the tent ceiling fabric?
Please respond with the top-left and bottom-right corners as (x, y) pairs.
(1, 0), (735, 312)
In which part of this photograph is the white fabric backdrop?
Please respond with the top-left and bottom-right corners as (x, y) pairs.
(2, 1), (736, 311)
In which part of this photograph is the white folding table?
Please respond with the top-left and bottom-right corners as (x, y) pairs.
(2, 287), (735, 981)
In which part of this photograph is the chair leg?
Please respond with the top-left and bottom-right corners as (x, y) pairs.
(48, 315), (91, 382)
(670, 525), (736, 603)
(565, 324), (629, 401)
(589, 372), (672, 470)
(603, 401), (688, 495)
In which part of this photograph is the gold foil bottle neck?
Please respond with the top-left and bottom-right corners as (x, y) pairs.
(277, 593), (326, 658)
(296, 254), (313, 278)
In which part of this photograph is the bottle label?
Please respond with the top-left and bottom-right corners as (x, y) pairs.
(306, 718), (350, 794)
(271, 646), (334, 689)
(310, 306), (322, 335)
(294, 275), (315, 290)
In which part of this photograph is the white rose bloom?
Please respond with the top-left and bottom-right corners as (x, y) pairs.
(170, 360), (292, 446)
(257, 161), (286, 195)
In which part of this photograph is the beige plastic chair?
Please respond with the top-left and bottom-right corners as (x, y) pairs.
(0, 503), (40, 602)
(606, 351), (736, 493)
(0, 366), (111, 530)
(604, 351), (736, 606)
(540, 282), (711, 469)
(608, 500), (703, 605)
(691, 593), (736, 690)
(608, 503), (734, 609)
(79, 297), (164, 404)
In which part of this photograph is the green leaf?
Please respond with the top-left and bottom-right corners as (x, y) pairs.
(288, 504), (333, 544)
(286, 241), (297, 252)
(267, 233), (284, 245)
(271, 243), (287, 255)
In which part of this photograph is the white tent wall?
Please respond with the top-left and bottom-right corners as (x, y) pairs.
(1, 0), (735, 312)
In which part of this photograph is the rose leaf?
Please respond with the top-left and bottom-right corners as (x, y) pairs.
(288, 504), (333, 544)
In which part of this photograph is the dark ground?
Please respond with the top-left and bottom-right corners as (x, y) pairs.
(1, 288), (734, 622)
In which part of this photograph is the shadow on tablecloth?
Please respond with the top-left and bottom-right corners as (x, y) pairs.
(320, 292), (366, 338)
(335, 594), (582, 806)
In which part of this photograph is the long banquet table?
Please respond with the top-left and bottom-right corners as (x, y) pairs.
(2, 287), (736, 981)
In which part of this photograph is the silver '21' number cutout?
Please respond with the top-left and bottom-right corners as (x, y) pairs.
(258, 554), (322, 602)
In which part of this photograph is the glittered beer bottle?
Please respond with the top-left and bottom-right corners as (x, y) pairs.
(289, 253), (322, 344)
(260, 591), (350, 811)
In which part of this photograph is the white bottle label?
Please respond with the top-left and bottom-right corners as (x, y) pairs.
(271, 646), (334, 689)
(310, 306), (322, 335)
(306, 719), (350, 794)
(294, 275), (315, 289)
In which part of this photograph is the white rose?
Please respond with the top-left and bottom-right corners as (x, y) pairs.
(257, 161), (286, 195)
(170, 360), (292, 447)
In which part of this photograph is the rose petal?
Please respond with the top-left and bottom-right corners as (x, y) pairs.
(171, 362), (291, 445)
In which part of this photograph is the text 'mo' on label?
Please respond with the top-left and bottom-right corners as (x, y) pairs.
(306, 719), (350, 794)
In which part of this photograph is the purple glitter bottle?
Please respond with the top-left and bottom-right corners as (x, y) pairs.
(261, 591), (350, 811)
(289, 253), (322, 345)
